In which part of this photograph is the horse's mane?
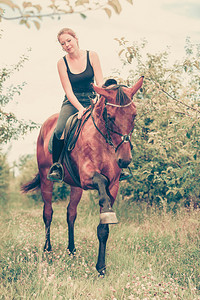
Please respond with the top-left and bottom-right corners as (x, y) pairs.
(109, 85), (130, 106)
(103, 79), (130, 106)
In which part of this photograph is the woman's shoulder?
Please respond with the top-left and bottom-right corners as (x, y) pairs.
(88, 50), (100, 63)
(57, 56), (65, 64)
(89, 50), (98, 57)
(57, 57), (66, 68)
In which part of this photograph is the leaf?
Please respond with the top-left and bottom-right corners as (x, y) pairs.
(33, 20), (40, 30)
(75, 0), (89, 6)
(194, 60), (200, 70)
(80, 12), (86, 19)
(125, 52), (133, 63)
(23, 2), (32, 9)
(19, 19), (25, 24)
(108, 0), (122, 14)
(33, 4), (42, 12)
(166, 189), (174, 195)
(0, 0), (19, 10)
(104, 7), (111, 18)
(25, 20), (30, 28)
(118, 49), (125, 56)
(186, 132), (191, 138)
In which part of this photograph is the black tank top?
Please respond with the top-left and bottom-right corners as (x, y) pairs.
(63, 50), (94, 93)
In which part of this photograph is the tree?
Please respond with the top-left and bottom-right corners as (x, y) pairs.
(0, 0), (133, 29)
(0, 51), (39, 145)
(114, 37), (200, 209)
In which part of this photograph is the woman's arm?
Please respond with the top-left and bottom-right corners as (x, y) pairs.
(90, 51), (104, 87)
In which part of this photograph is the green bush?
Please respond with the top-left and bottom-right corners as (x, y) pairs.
(116, 38), (200, 209)
(17, 154), (70, 202)
(0, 51), (39, 145)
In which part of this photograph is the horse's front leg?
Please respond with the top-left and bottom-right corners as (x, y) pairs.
(67, 186), (82, 254)
(41, 174), (54, 252)
(92, 172), (118, 224)
(95, 182), (119, 275)
(96, 223), (109, 275)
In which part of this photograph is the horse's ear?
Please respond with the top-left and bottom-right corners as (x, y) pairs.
(127, 76), (144, 98)
(92, 84), (115, 101)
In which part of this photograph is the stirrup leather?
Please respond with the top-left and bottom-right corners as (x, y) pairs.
(47, 162), (64, 182)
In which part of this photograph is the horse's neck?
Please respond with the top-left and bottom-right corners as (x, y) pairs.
(92, 103), (106, 131)
(93, 97), (105, 116)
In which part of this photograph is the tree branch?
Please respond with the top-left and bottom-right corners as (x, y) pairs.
(146, 77), (200, 114)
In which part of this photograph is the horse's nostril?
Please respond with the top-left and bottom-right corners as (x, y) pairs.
(118, 159), (131, 168)
(118, 159), (122, 167)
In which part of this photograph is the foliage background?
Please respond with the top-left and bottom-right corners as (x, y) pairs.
(115, 37), (200, 209)
(1, 37), (200, 209)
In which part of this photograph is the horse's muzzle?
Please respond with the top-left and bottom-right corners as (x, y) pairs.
(117, 158), (132, 169)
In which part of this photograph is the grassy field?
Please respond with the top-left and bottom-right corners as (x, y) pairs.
(0, 190), (200, 300)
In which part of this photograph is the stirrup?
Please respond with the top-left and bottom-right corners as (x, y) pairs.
(47, 162), (64, 182)
(119, 167), (133, 181)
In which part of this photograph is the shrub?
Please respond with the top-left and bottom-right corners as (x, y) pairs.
(116, 38), (200, 209)
(17, 154), (70, 202)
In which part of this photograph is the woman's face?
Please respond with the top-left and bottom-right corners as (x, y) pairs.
(59, 33), (79, 53)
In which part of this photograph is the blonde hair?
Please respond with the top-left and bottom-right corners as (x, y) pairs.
(57, 28), (78, 45)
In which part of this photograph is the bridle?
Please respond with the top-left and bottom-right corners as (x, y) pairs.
(91, 96), (135, 152)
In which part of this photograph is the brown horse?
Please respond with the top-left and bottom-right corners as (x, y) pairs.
(21, 77), (143, 275)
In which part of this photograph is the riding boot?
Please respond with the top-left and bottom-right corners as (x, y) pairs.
(119, 167), (133, 181)
(47, 134), (64, 182)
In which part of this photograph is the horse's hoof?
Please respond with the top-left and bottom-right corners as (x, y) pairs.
(100, 212), (118, 224)
(44, 246), (52, 252)
(67, 247), (76, 256)
(96, 265), (106, 277)
(98, 269), (106, 277)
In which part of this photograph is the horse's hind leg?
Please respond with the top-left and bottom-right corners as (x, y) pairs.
(92, 172), (118, 224)
(67, 186), (82, 254)
(41, 175), (54, 252)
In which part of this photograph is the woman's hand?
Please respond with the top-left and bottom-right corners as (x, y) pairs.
(77, 106), (86, 119)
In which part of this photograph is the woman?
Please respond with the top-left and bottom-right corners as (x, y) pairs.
(47, 28), (104, 181)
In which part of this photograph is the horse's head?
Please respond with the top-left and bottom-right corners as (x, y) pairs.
(92, 76), (143, 169)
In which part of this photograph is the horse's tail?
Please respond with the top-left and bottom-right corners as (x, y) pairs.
(21, 173), (41, 193)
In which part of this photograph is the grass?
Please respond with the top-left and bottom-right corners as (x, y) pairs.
(0, 190), (200, 299)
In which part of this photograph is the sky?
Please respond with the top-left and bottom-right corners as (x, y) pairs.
(1, 0), (200, 166)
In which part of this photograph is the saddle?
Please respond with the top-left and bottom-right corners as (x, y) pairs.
(64, 113), (80, 151)
(48, 113), (79, 154)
